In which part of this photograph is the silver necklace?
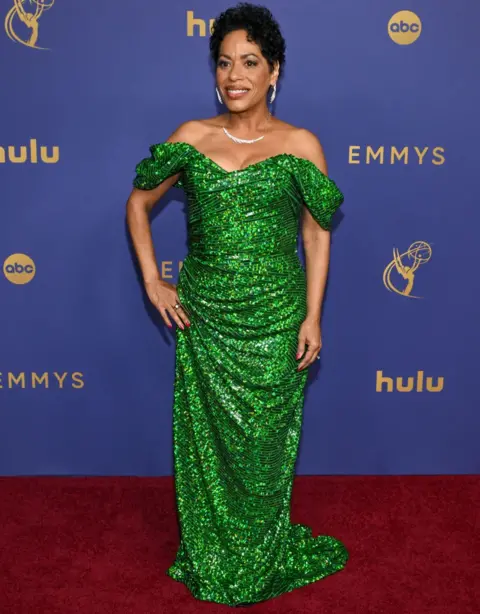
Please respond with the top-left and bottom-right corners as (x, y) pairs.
(223, 126), (264, 144)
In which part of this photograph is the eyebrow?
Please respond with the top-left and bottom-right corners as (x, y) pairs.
(218, 53), (260, 59)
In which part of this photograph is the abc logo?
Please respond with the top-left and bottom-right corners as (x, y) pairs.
(388, 11), (422, 45)
(3, 253), (36, 284)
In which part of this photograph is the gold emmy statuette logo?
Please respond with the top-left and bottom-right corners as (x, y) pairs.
(5, 0), (55, 50)
(388, 10), (422, 45)
(383, 241), (432, 299)
(3, 253), (36, 284)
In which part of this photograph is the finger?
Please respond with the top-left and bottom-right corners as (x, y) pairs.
(175, 305), (191, 327)
(158, 307), (173, 328)
(174, 297), (191, 320)
(296, 338), (306, 360)
(167, 306), (186, 330)
(297, 354), (314, 370)
(297, 346), (319, 370)
(297, 344), (312, 370)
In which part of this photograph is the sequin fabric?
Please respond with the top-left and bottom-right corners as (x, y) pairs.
(133, 141), (348, 606)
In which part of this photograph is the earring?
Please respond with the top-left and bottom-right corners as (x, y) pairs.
(269, 83), (276, 104)
(216, 86), (223, 104)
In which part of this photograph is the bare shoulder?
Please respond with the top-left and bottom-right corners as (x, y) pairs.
(166, 116), (224, 147)
(166, 119), (207, 146)
(282, 124), (328, 175)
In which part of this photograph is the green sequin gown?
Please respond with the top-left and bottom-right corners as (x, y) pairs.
(133, 141), (348, 606)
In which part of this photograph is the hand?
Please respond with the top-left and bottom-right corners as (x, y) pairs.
(144, 278), (190, 330)
(296, 317), (322, 370)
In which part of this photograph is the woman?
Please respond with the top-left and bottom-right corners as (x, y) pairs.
(126, 2), (348, 607)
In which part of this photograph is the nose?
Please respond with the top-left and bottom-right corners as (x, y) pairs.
(228, 60), (244, 80)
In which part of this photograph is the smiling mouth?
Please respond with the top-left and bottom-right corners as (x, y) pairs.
(225, 88), (250, 98)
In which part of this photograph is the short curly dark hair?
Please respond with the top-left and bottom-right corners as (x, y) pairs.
(209, 2), (286, 79)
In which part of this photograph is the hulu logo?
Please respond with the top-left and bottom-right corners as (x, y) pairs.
(186, 10), (215, 36)
(376, 370), (444, 392)
(0, 139), (59, 164)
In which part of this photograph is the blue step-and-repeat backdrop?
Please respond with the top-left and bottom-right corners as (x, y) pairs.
(1, 1), (479, 476)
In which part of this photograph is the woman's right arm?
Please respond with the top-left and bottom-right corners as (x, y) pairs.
(126, 121), (204, 328)
(126, 176), (180, 284)
(126, 174), (190, 330)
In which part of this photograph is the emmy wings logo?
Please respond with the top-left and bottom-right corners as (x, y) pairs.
(383, 241), (432, 299)
(5, 0), (54, 50)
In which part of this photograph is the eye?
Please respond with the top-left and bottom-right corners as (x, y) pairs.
(246, 60), (258, 67)
(217, 59), (229, 68)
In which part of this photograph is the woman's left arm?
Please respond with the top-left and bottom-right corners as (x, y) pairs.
(297, 208), (331, 370)
(292, 130), (331, 371)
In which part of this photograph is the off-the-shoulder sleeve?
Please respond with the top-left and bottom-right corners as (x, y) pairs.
(133, 141), (192, 190)
(294, 157), (344, 231)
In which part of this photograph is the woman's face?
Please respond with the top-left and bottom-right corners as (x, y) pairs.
(216, 29), (279, 111)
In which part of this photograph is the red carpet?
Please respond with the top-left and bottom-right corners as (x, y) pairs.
(0, 475), (477, 613)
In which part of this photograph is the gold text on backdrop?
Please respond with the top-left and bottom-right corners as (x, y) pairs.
(0, 139), (60, 164)
(349, 146), (445, 165)
(3, 254), (36, 285)
(388, 11), (422, 45)
(0, 372), (85, 389)
(186, 10), (215, 37)
(376, 371), (444, 393)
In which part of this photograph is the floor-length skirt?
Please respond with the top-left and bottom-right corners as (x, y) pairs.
(165, 252), (348, 606)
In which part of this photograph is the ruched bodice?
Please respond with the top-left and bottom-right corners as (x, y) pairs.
(134, 142), (343, 255)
